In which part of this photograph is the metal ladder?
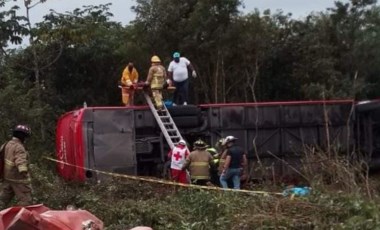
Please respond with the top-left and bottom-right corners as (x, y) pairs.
(144, 92), (184, 149)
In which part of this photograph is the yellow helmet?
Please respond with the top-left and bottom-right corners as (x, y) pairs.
(151, 55), (161, 63)
(193, 139), (208, 149)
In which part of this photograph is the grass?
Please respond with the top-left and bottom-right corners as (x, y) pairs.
(28, 151), (380, 230)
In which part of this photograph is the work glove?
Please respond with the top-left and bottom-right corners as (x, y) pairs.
(192, 70), (197, 78)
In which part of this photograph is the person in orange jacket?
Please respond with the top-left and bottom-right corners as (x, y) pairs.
(121, 62), (139, 106)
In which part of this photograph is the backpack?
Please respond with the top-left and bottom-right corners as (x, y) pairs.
(0, 142), (8, 180)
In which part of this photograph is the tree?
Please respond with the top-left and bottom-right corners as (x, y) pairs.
(0, 0), (28, 54)
(132, 0), (242, 103)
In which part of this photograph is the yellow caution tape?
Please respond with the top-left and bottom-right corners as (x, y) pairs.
(44, 157), (283, 196)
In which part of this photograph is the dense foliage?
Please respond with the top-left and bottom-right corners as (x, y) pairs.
(1, 0), (380, 146)
(30, 161), (380, 229)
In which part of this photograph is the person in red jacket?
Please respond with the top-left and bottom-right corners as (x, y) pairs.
(168, 140), (189, 184)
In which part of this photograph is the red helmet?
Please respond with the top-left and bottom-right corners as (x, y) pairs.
(13, 125), (32, 136)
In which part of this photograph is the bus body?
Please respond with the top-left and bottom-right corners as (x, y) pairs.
(55, 100), (380, 181)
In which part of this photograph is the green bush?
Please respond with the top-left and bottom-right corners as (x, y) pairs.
(26, 161), (380, 230)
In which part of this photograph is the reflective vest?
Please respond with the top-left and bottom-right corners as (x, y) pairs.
(3, 138), (31, 184)
(149, 65), (165, 89)
(186, 150), (213, 180)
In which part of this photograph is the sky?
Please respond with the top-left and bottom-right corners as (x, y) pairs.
(13, 0), (349, 26)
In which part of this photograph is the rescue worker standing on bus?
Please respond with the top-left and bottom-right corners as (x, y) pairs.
(0, 125), (33, 208)
(182, 139), (213, 186)
(167, 52), (196, 106)
(145, 55), (170, 110)
(168, 140), (190, 184)
(121, 62), (139, 106)
(220, 136), (248, 189)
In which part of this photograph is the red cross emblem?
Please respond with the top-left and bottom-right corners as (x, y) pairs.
(173, 152), (182, 161)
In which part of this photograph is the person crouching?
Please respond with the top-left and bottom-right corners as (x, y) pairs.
(182, 139), (213, 186)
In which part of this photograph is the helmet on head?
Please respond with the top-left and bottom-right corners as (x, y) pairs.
(218, 138), (225, 145)
(13, 124), (31, 137)
(224, 136), (237, 145)
(151, 55), (161, 63)
(173, 52), (180, 58)
(178, 139), (186, 146)
(193, 139), (208, 149)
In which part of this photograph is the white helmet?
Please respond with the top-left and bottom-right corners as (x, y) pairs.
(223, 136), (238, 145)
(178, 139), (186, 145)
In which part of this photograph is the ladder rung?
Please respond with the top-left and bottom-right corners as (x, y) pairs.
(145, 92), (184, 149)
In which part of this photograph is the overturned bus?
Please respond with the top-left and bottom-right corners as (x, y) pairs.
(55, 99), (380, 182)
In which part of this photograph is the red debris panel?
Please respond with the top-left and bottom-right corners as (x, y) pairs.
(0, 204), (103, 230)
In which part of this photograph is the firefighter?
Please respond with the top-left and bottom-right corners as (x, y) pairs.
(220, 136), (248, 189)
(120, 62), (139, 106)
(168, 140), (190, 184)
(207, 147), (220, 186)
(182, 139), (213, 186)
(145, 55), (170, 110)
(0, 125), (33, 208)
(215, 137), (226, 154)
(217, 138), (228, 179)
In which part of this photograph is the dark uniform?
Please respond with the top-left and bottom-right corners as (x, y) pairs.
(219, 136), (248, 189)
(0, 125), (32, 208)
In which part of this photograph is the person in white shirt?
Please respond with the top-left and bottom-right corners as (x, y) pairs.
(167, 52), (196, 105)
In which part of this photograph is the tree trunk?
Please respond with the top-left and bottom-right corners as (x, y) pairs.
(214, 49), (220, 103)
(25, 0), (45, 141)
